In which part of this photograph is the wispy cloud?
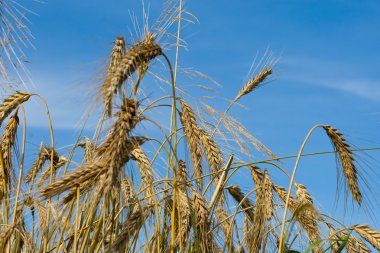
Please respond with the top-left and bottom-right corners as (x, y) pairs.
(282, 57), (380, 101)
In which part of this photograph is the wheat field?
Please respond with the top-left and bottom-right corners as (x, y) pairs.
(0, 1), (380, 252)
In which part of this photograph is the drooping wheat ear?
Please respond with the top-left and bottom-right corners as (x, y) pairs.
(192, 189), (212, 253)
(342, 231), (371, 253)
(352, 225), (380, 250)
(103, 33), (162, 116)
(323, 125), (361, 204)
(78, 137), (95, 163)
(107, 36), (126, 74)
(0, 111), (18, 189)
(179, 99), (203, 189)
(131, 147), (155, 205)
(25, 145), (59, 184)
(37, 156), (67, 187)
(234, 67), (272, 102)
(199, 129), (224, 181)
(226, 185), (255, 221)
(250, 170), (273, 252)
(0, 91), (31, 126)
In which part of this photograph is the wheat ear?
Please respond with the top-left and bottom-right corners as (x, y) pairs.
(234, 67), (272, 102)
(352, 225), (380, 250)
(323, 125), (361, 204)
(342, 231), (371, 253)
(179, 99), (203, 189)
(25, 146), (59, 184)
(0, 91), (31, 126)
(200, 129), (223, 182)
(226, 185), (255, 221)
(0, 111), (18, 192)
(251, 170), (273, 252)
(131, 147), (155, 205)
(107, 36), (126, 74)
(274, 184), (322, 252)
(103, 33), (162, 116)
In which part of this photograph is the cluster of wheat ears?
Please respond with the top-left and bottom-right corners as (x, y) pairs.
(1, 3), (380, 253)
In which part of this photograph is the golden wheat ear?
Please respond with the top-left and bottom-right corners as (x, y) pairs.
(352, 225), (380, 251)
(322, 125), (362, 204)
(102, 33), (162, 117)
(179, 99), (203, 189)
(0, 91), (31, 126)
(234, 67), (272, 102)
(226, 185), (255, 221)
(0, 111), (19, 191)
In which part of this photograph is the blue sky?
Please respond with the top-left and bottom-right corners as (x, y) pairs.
(11, 0), (380, 227)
